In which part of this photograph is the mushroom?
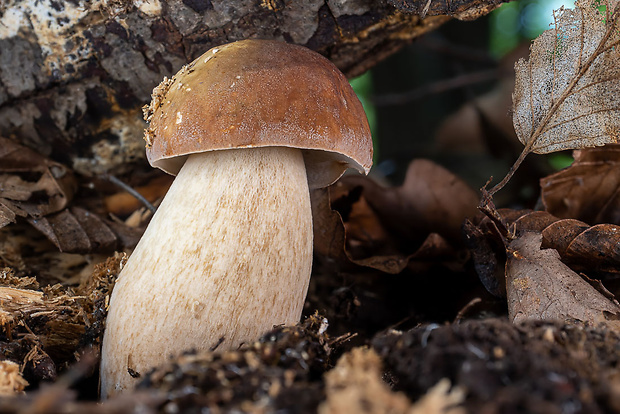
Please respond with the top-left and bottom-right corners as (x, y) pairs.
(100, 39), (373, 398)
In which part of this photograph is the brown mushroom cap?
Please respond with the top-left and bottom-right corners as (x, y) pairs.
(144, 39), (373, 188)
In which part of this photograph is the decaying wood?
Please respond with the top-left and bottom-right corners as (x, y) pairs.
(0, 361), (28, 395)
(0, 254), (125, 385)
(0, 0), (503, 176)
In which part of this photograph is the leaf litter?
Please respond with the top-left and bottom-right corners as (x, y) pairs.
(313, 159), (477, 274)
(541, 144), (620, 224)
(0, 138), (143, 254)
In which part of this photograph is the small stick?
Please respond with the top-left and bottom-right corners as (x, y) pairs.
(100, 174), (157, 214)
(487, 146), (530, 196)
(454, 297), (482, 324)
(372, 69), (498, 106)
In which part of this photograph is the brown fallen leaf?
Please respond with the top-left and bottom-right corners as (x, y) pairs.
(312, 159), (476, 273)
(28, 207), (119, 254)
(0, 138), (144, 253)
(492, 0), (620, 193)
(547, 223), (620, 273)
(0, 202), (19, 228)
(313, 186), (455, 274)
(541, 144), (620, 224)
(311, 187), (348, 262)
(505, 232), (620, 332)
(332, 187), (399, 260)
(513, 211), (620, 275)
(349, 233), (457, 275)
(463, 218), (506, 298)
(468, 208), (620, 297)
(343, 159), (479, 246)
(0, 137), (76, 226)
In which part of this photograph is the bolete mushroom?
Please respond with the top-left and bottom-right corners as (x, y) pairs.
(100, 39), (372, 398)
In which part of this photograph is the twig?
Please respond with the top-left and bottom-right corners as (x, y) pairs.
(372, 69), (498, 106)
(100, 174), (157, 214)
(478, 186), (511, 244)
(487, 148), (530, 195)
(454, 297), (482, 324)
(418, 36), (496, 64)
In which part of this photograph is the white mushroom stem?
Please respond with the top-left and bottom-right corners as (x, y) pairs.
(100, 146), (313, 398)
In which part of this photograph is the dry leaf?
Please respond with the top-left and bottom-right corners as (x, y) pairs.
(513, 0), (620, 153)
(311, 185), (413, 274)
(312, 159), (475, 273)
(345, 159), (479, 245)
(463, 219), (506, 297)
(0, 138), (144, 253)
(505, 232), (620, 332)
(492, 0), (620, 193)
(28, 207), (119, 254)
(0, 137), (76, 227)
(545, 222), (620, 272)
(468, 207), (620, 298)
(311, 187), (348, 262)
(541, 144), (620, 224)
(514, 211), (620, 275)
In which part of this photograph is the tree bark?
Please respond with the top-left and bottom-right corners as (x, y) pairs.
(0, 0), (503, 176)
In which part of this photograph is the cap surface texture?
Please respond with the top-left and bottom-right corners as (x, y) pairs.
(144, 39), (372, 188)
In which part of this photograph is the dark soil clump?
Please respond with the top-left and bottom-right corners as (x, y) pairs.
(372, 318), (620, 414)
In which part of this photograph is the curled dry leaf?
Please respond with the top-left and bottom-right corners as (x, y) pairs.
(312, 185), (437, 274)
(29, 207), (119, 254)
(0, 138), (144, 253)
(0, 137), (76, 227)
(312, 159), (477, 274)
(541, 144), (620, 224)
(506, 232), (620, 333)
(463, 218), (507, 297)
(344, 159), (479, 245)
(466, 208), (620, 298)
(514, 211), (620, 275)
(311, 187), (348, 262)
(493, 0), (620, 193)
